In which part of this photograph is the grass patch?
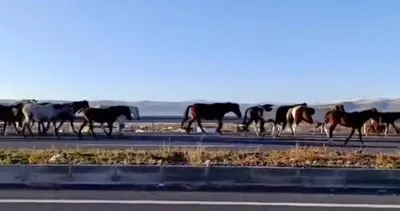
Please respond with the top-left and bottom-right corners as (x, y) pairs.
(0, 147), (400, 169)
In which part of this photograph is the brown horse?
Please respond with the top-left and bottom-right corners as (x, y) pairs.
(77, 105), (132, 139)
(181, 102), (242, 135)
(324, 108), (380, 147)
(272, 103), (307, 137)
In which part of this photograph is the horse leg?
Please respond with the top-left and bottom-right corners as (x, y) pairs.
(326, 123), (337, 145)
(357, 127), (365, 147)
(291, 122), (298, 137)
(277, 122), (286, 137)
(186, 119), (194, 134)
(1, 121), (7, 136)
(216, 119), (223, 135)
(88, 121), (98, 139)
(106, 122), (113, 137)
(197, 119), (207, 134)
(43, 121), (51, 135)
(250, 120), (259, 136)
(344, 128), (355, 146)
(77, 119), (88, 139)
(68, 119), (77, 135)
(52, 121), (60, 139)
(259, 120), (266, 137)
(390, 122), (400, 135)
(384, 123), (390, 136)
(26, 119), (34, 137)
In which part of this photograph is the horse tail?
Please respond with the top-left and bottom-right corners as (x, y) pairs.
(241, 107), (252, 125)
(181, 105), (193, 128)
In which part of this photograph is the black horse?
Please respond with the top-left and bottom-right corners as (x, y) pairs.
(0, 104), (24, 135)
(181, 102), (242, 135)
(241, 104), (274, 136)
(77, 105), (132, 139)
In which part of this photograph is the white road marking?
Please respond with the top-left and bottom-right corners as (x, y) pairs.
(0, 199), (398, 208)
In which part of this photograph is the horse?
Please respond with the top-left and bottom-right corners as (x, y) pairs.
(285, 105), (315, 136)
(364, 118), (386, 136)
(307, 104), (346, 136)
(324, 108), (380, 147)
(0, 104), (24, 135)
(240, 104), (274, 136)
(369, 112), (400, 136)
(94, 105), (140, 134)
(272, 103), (307, 137)
(20, 102), (75, 138)
(43, 100), (90, 135)
(181, 102), (242, 135)
(77, 105), (133, 139)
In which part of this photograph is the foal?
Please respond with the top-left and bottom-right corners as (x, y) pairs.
(240, 104), (274, 136)
(324, 108), (380, 147)
(77, 106), (132, 139)
(181, 102), (242, 135)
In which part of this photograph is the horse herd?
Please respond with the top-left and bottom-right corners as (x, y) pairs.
(180, 102), (400, 147)
(0, 99), (139, 139)
(0, 100), (399, 146)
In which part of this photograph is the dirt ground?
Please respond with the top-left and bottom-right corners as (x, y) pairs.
(62, 122), (400, 136)
(2, 121), (399, 136)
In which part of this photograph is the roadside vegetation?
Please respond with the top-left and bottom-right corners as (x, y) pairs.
(0, 147), (399, 169)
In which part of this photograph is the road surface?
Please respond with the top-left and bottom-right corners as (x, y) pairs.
(0, 133), (399, 152)
(0, 190), (398, 211)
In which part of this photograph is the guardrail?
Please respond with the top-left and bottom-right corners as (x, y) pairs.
(0, 164), (400, 193)
(72, 116), (242, 124)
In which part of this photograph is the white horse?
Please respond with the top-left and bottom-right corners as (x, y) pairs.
(94, 105), (140, 134)
(21, 102), (74, 138)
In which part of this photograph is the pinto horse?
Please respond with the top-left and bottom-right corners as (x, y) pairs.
(94, 105), (140, 134)
(21, 102), (75, 138)
(324, 108), (380, 147)
(77, 106), (132, 139)
(240, 104), (274, 136)
(272, 103), (307, 137)
(285, 105), (315, 136)
(181, 102), (242, 135)
(364, 118), (386, 136)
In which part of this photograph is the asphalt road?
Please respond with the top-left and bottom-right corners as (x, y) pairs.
(0, 132), (399, 152)
(0, 190), (399, 211)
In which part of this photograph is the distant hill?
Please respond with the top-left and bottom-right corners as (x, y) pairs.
(1, 98), (399, 116)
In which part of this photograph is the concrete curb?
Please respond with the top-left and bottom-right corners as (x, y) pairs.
(0, 165), (399, 193)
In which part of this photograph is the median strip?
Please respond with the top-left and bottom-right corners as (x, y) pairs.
(0, 147), (398, 169)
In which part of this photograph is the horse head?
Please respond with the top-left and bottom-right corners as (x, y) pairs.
(261, 104), (274, 112)
(73, 100), (90, 113)
(305, 107), (315, 116)
(130, 106), (140, 120)
(118, 106), (132, 120)
(229, 103), (242, 119)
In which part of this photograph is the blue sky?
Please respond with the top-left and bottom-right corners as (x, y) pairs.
(0, 0), (399, 104)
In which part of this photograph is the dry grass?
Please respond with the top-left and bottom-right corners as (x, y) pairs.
(2, 147), (400, 169)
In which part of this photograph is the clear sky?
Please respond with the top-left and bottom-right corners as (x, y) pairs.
(0, 0), (399, 104)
